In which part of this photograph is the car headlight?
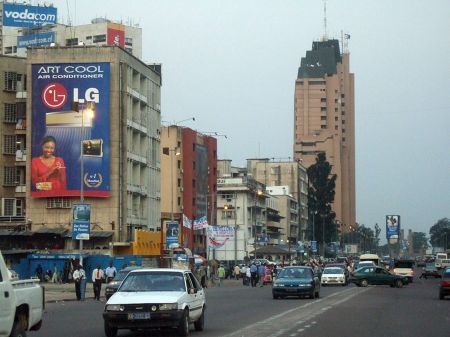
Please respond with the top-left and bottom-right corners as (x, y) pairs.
(106, 304), (125, 312)
(159, 303), (178, 311)
(274, 283), (285, 287)
(298, 284), (309, 287)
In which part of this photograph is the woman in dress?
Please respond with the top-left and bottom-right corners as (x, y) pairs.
(31, 136), (67, 191)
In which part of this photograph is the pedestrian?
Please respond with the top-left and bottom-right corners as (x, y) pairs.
(52, 263), (59, 283)
(92, 264), (104, 300)
(234, 265), (240, 280)
(246, 265), (251, 286)
(258, 263), (265, 287)
(240, 265), (247, 285)
(78, 265), (87, 301)
(217, 264), (226, 287)
(200, 263), (207, 288)
(72, 265), (82, 300)
(250, 262), (258, 287)
(35, 264), (43, 281)
(105, 261), (117, 283)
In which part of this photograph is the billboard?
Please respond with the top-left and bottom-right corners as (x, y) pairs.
(72, 203), (90, 240)
(386, 215), (400, 242)
(107, 23), (125, 48)
(3, 3), (57, 27)
(17, 31), (55, 48)
(31, 63), (110, 198)
(207, 226), (234, 249)
(166, 221), (179, 248)
(195, 144), (208, 218)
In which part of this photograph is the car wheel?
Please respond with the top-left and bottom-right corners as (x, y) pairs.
(315, 289), (320, 298)
(10, 318), (26, 337)
(178, 309), (190, 336)
(104, 321), (118, 337)
(360, 279), (369, 287)
(395, 279), (403, 288)
(409, 278), (413, 283)
(272, 294), (279, 299)
(194, 308), (204, 331)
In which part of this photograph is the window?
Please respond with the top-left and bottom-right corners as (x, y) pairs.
(342, 120), (346, 124)
(3, 198), (15, 216)
(3, 135), (16, 154)
(125, 37), (133, 46)
(320, 116), (327, 120)
(335, 116), (339, 121)
(177, 197), (181, 206)
(4, 103), (17, 123)
(335, 126), (338, 130)
(320, 98), (327, 102)
(309, 80), (326, 85)
(320, 107), (327, 112)
(192, 198), (196, 206)
(66, 38), (79, 46)
(93, 34), (106, 43)
(192, 179), (196, 188)
(86, 36), (92, 40)
(177, 160), (181, 169)
(177, 178), (181, 187)
(4, 72), (18, 91)
(192, 143), (196, 151)
(193, 161), (196, 170)
(3, 167), (16, 186)
(321, 125), (327, 129)
(301, 142), (315, 146)
(4, 46), (17, 55)
(47, 198), (71, 208)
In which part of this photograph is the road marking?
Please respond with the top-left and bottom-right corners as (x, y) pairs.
(221, 287), (371, 337)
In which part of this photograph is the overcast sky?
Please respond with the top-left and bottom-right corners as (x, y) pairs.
(48, 0), (450, 238)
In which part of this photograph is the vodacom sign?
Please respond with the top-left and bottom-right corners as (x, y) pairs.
(42, 83), (67, 109)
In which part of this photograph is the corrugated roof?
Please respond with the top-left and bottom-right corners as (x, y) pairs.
(34, 228), (68, 235)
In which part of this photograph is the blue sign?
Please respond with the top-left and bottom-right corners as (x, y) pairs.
(311, 240), (317, 253)
(72, 203), (91, 240)
(31, 63), (110, 198)
(166, 221), (179, 248)
(386, 215), (400, 240)
(3, 4), (57, 27)
(18, 31), (55, 48)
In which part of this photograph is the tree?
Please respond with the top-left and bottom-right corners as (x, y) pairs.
(374, 223), (381, 253)
(429, 218), (450, 250)
(307, 152), (337, 247)
(412, 232), (428, 254)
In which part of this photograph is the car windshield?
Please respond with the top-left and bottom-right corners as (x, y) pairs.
(279, 268), (311, 279)
(119, 272), (186, 292)
(425, 263), (436, 269)
(113, 270), (129, 282)
(323, 268), (343, 274)
(395, 261), (414, 268)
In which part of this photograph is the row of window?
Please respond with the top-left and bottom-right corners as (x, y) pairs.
(4, 72), (26, 92)
(67, 35), (133, 46)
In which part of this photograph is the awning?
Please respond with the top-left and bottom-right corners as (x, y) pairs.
(250, 245), (290, 255)
(34, 228), (68, 236)
(0, 230), (33, 236)
(1, 249), (37, 255)
(65, 231), (114, 238)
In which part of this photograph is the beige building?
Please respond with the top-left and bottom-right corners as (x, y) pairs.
(25, 45), (161, 251)
(0, 55), (27, 224)
(246, 158), (308, 240)
(293, 39), (355, 232)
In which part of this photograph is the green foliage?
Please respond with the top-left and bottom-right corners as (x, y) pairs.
(306, 152), (337, 244)
(429, 218), (450, 249)
(412, 232), (428, 253)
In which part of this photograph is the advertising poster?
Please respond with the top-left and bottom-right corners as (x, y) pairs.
(311, 240), (317, 253)
(206, 226), (234, 249)
(72, 203), (90, 240)
(17, 31), (55, 48)
(31, 63), (110, 198)
(3, 3), (57, 27)
(166, 221), (179, 248)
(386, 215), (400, 241)
(107, 23), (125, 47)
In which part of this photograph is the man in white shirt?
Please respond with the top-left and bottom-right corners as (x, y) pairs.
(72, 265), (83, 300)
(105, 261), (117, 283)
(92, 264), (104, 300)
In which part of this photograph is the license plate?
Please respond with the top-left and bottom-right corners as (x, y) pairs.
(286, 288), (297, 292)
(128, 312), (151, 320)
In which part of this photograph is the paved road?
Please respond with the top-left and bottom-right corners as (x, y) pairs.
(29, 277), (450, 337)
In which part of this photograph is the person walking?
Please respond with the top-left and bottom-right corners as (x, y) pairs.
(199, 263), (207, 288)
(73, 266), (82, 300)
(240, 265), (247, 285)
(234, 265), (240, 280)
(217, 265), (226, 287)
(258, 263), (265, 287)
(78, 265), (87, 301)
(51, 263), (59, 283)
(250, 262), (258, 287)
(92, 264), (104, 300)
(105, 261), (117, 283)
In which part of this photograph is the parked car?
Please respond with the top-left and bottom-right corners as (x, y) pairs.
(321, 267), (347, 286)
(420, 263), (441, 279)
(0, 251), (44, 337)
(272, 266), (320, 299)
(350, 266), (407, 288)
(103, 268), (205, 337)
(439, 268), (450, 300)
(104, 266), (142, 300)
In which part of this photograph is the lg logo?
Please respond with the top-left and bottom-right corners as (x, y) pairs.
(42, 83), (67, 109)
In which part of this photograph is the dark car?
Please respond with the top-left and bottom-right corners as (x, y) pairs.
(272, 266), (320, 299)
(420, 263), (441, 279)
(350, 266), (407, 288)
(104, 266), (142, 300)
(439, 268), (450, 300)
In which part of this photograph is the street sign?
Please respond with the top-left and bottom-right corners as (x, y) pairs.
(72, 203), (90, 240)
(311, 240), (317, 253)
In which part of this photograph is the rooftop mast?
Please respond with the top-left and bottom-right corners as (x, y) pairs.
(322, 0), (328, 41)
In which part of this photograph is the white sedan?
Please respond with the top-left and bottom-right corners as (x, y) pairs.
(321, 267), (347, 286)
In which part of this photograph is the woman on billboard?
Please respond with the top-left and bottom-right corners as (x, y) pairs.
(31, 135), (67, 192)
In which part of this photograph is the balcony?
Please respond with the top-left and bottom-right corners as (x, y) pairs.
(15, 150), (26, 162)
(15, 185), (26, 193)
(127, 184), (148, 196)
(127, 151), (147, 165)
(127, 87), (148, 103)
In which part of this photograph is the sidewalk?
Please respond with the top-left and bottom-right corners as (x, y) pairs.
(42, 278), (245, 303)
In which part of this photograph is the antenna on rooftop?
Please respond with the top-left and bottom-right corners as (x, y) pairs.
(321, 0), (328, 41)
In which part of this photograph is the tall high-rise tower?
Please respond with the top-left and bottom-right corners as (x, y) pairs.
(293, 39), (355, 231)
